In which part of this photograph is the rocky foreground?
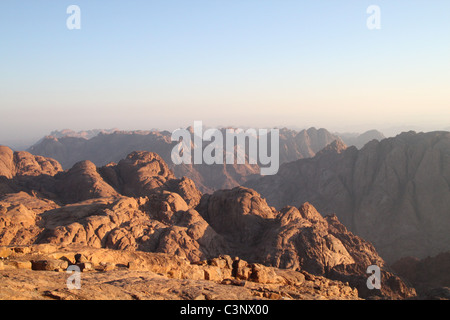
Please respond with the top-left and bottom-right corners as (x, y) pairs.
(0, 244), (359, 300)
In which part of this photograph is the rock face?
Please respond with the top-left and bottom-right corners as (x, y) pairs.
(27, 127), (343, 193)
(246, 131), (450, 263)
(0, 146), (414, 299)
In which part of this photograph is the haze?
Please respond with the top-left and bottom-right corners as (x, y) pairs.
(1, 0), (449, 149)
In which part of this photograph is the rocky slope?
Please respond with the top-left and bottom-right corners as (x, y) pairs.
(0, 146), (414, 299)
(26, 127), (343, 192)
(246, 131), (450, 263)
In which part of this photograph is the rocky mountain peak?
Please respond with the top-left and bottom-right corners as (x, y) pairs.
(315, 139), (348, 156)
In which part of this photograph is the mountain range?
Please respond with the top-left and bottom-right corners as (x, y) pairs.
(246, 131), (450, 263)
(1, 127), (449, 299)
(26, 128), (383, 193)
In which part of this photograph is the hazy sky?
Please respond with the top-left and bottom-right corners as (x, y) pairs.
(1, 0), (449, 146)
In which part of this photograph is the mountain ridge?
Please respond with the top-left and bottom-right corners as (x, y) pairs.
(245, 131), (450, 263)
(26, 127), (347, 193)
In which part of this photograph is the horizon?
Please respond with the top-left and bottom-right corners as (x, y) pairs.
(3, 124), (450, 152)
(1, 1), (449, 148)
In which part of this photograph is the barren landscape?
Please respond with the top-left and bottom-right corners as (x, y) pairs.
(1, 131), (450, 300)
(1, 1), (449, 306)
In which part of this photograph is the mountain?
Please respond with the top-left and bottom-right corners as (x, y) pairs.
(46, 129), (120, 140)
(27, 127), (343, 193)
(246, 131), (450, 263)
(277, 127), (344, 163)
(0, 146), (414, 299)
(336, 130), (385, 149)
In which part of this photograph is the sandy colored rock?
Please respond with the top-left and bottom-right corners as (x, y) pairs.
(203, 265), (223, 282)
(0, 146), (15, 179)
(31, 259), (69, 272)
(0, 247), (13, 259)
(249, 264), (281, 284)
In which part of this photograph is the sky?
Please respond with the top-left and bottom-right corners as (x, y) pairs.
(0, 0), (449, 147)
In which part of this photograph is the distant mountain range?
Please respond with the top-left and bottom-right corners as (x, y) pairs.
(26, 127), (384, 193)
(44, 129), (120, 140)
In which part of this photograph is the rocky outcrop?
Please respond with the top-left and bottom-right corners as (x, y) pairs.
(164, 177), (203, 208)
(55, 161), (119, 203)
(0, 147), (62, 180)
(0, 148), (63, 200)
(0, 192), (59, 246)
(197, 188), (277, 246)
(246, 131), (450, 263)
(13, 151), (62, 177)
(114, 151), (175, 196)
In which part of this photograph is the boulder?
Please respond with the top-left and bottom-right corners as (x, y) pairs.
(249, 264), (281, 284)
(31, 259), (69, 272)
